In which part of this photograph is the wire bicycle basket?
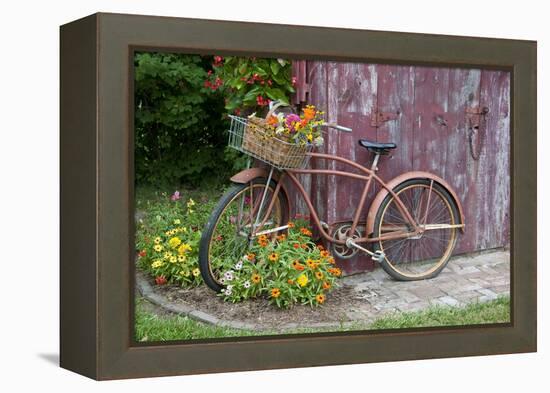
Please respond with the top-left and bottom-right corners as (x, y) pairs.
(227, 114), (314, 170)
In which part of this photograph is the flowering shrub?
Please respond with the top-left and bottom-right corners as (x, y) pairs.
(257, 104), (325, 146)
(204, 56), (295, 113)
(220, 220), (341, 308)
(136, 192), (211, 287)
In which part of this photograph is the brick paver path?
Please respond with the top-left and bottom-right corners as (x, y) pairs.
(343, 249), (510, 318)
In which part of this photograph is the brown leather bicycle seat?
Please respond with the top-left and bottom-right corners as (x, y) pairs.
(358, 139), (397, 154)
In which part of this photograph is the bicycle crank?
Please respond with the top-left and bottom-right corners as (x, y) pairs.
(345, 238), (385, 262)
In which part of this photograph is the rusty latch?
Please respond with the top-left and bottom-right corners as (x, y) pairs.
(371, 111), (400, 127)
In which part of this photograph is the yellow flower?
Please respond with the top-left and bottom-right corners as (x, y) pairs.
(178, 243), (192, 255)
(151, 260), (163, 268)
(153, 244), (163, 252)
(297, 274), (308, 287)
(268, 253), (279, 262)
(163, 252), (172, 260)
(174, 219), (181, 225)
(251, 273), (261, 284)
(180, 269), (190, 277)
(187, 199), (196, 209)
(192, 268), (201, 277)
(154, 237), (162, 244)
(178, 255), (187, 263)
(180, 227), (188, 233)
(169, 237), (181, 249)
(315, 271), (324, 280)
(271, 288), (281, 298)
(307, 133), (313, 141)
(170, 256), (177, 263)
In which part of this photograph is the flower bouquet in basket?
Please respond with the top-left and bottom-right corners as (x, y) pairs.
(243, 103), (325, 169)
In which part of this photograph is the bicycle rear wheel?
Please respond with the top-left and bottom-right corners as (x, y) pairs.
(199, 178), (289, 292)
(373, 179), (460, 281)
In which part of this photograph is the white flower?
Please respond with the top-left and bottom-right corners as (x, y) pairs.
(243, 281), (251, 289)
(225, 289), (232, 296)
(234, 261), (243, 270)
(226, 284), (233, 291)
(224, 270), (234, 281)
(313, 136), (324, 147)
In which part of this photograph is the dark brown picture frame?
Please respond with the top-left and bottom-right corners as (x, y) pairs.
(60, 12), (536, 380)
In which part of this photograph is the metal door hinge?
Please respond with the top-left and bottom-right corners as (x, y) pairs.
(371, 110), (400, 127)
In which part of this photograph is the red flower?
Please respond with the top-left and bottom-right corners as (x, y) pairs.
(213, 56), (224, 67)
(256, 95), (269, 106)
(234, 108), (241, 116)
(138, 250), (146, 258)
(155, 276), (167, 285)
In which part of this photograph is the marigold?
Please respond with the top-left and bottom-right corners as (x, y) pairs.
(297, 274), (308, 287)
(322, 281), (331, 290)
(169, 237), (181, 249)
(178, 243), (192, 255)
(268, 253), (279, 262)
(320, 250), (330, 258)
(271, 288), (281, 298)
(315, 271), (324, 280)
(329, 267), (342, 277)
(251, 273), (261, 284)
(316, 293), (326, 304)
(300, 227), (312, 237)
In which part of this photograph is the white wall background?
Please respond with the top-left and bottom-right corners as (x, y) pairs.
(0, 0), (546, 390)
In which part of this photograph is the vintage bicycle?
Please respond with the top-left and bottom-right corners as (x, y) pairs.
(199, 103), (465, 292)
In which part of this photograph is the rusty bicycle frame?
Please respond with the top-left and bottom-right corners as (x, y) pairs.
(236, 150), (465, 251)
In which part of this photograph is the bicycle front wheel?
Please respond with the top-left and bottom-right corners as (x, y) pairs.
(199, 178), (289, 292)
(373, 179), (460, 281)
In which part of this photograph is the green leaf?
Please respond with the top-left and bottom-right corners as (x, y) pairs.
(270, 61), (281, 75)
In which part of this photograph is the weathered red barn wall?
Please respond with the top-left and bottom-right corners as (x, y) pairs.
(291, 61), (510, 275)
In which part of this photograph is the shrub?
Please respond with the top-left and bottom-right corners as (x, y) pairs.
(134, 52), (230, 186)
(220, 220), (341, 308)
(206, 56), (295, 114)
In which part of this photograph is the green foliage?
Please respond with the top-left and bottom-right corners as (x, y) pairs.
(219, 220), (341, 308)
(134, 52), (232, 186)
(208, 56), (295, 114)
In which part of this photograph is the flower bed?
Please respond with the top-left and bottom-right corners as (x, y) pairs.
(219, 220), (342, 308)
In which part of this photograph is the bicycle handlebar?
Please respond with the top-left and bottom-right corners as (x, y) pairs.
(322, 123), (353, 133)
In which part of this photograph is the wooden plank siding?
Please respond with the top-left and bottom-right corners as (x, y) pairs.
(291, 61), (510, 274)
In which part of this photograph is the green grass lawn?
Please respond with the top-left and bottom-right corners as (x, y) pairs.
(134, 296), (510, 342)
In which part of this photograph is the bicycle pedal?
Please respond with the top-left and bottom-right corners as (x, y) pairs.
(371, 250), (385, 263)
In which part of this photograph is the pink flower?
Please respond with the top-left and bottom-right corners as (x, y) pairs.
(285, 113), (301, 131)
(171, 191), (181, 201)
(292, 76), (298, 86)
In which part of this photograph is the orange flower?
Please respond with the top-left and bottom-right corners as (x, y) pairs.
(303, 106), (316, 121)
(287, 222), (295, 228)
(287, 279), (295, 285)
(315, 293), (326, 304)
(316, 244), (324, 250)
(267, 115), (279, 127)
(322, 281), (331, 290)
(327, 256), (336, 265)
(293, 243), (300, 249)
(271, 288), (281, 298)
(251, 273), (261, 284)
(301, 244), (308, 249)
(320, 250), (330, 258)
(315, 271), (324, 280)
(258, 239), (269, 247)
(276, 234), (287, 241)
(300, 227), (312, 237)
(292, 260), (305, 271)
(329, 267), (342, 277)
(268, 252), (279, 262)
(246, 252), (256, 261)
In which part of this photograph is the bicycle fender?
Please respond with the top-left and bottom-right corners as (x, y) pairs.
(366, 171), (465, 235)
(230, 168), (292, 218)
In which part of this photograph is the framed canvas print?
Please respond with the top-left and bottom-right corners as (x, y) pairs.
(60, 12), (536, 380)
